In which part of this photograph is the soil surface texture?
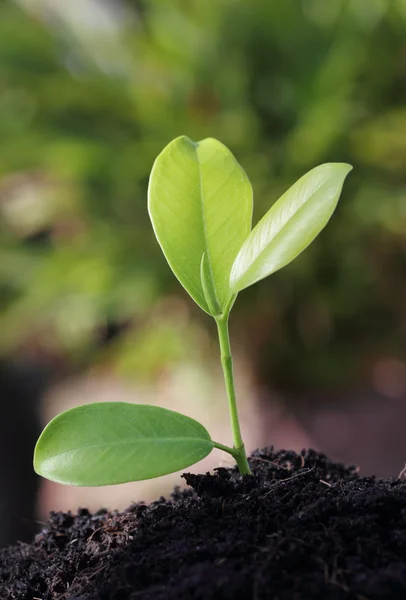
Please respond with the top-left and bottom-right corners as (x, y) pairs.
(1, 447), (406, 600)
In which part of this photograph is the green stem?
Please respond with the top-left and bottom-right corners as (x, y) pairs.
(212, 440), (238, 458)
(215, 314), (251, 475)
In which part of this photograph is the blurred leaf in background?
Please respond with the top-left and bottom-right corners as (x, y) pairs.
(0, 0), (406, 394)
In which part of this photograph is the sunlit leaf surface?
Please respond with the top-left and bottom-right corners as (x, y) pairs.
(230, 164), (352, 292)
(148, 136), (252, 314)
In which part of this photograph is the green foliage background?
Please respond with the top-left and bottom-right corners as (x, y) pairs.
(1, 0), (406, 389)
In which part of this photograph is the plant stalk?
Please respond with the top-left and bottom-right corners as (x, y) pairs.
(215, 314), (251, 475)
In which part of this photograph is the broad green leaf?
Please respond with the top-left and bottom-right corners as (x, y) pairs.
(230, 163), (352, 293)
(34, 402), (213, 486)
(148, 136), (253, 314)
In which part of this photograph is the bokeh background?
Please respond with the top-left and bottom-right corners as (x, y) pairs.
(1, 0), (406, 546)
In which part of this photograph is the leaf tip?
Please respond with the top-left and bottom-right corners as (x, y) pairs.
(172, 135), (198, 149)
(336, 162), (353, 174)
(322, 162), (353, 177)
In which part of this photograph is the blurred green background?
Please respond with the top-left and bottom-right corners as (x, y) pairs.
(2, 0), (406, 386)
(2, 0), (406, 544)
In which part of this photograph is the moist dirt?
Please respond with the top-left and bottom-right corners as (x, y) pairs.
(1, 448), (406, 599)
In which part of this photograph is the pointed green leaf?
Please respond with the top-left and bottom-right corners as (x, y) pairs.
(34, 402), (213, 486)
(148, 136), (253, 314)
(230, 163), (352, 293)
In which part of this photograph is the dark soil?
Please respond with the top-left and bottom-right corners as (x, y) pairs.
(1, 448), (406, 600)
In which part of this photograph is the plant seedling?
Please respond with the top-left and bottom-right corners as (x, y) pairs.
(34, 136), (352, 485)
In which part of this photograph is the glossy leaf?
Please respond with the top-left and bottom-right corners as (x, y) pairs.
(34, 402), (213, 486)
(230, 163), (352, 293)
(148, 136), (252, 314)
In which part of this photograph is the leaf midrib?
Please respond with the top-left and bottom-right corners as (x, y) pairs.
(195, 144), (221, 309)
(46, 436), (213, 456)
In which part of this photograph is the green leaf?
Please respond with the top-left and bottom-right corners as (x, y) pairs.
(148, 136), (253, 314)
(230, 163), (352, 293)
(34, 402), (213, 486)
(200, 252), (220, 316)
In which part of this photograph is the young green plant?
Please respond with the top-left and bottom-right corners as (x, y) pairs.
(34, 136), (352, 485)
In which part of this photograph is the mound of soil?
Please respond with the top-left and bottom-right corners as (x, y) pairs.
(1, 448), (406, 599)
